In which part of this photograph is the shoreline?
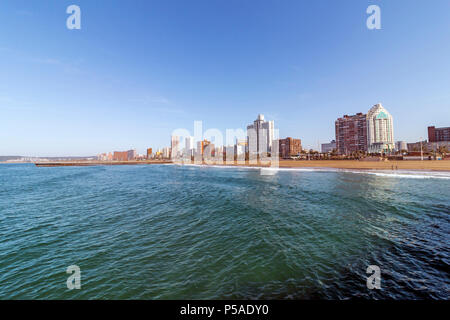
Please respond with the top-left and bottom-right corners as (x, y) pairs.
(32, 160), (172, 167)
(28, 159), (450, 172)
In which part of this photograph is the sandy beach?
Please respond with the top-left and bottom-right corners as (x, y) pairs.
(32, 159), (450, 171)
(179, 159), (450, 171)
(277, 160), (450, 171)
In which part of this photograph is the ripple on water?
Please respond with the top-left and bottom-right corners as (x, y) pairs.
(0, 164), (449, 299)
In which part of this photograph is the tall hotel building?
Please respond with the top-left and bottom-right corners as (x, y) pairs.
(162, 147), (171, 159)
(171, 135), (180, 159)
(184, 136), (195, 158)
(247, 114), (274, 157)
(428, 126), (450, 142)
(279, 137), (302, 158)
(366, 103), (395, 153)
(335, 113), (367, 155)
(335, 103), (395, 155)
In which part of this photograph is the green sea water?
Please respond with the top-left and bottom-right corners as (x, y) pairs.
(0, 164), (449, 299)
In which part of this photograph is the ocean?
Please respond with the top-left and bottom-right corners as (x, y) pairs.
(0, 163), (449, 299)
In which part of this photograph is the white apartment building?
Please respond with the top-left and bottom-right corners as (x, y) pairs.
(395, 141), (407, 152)
(185, 136), (195, 159)
(367, 103), (395, 154)
(162, 147), (171, 159)
(171, 135), (180, 159)
(247, 114), (274, 158)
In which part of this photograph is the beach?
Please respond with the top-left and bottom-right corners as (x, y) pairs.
(192, 159), (450, 172)
(276, 159), (450, 171)
(30, 159), (450, 171)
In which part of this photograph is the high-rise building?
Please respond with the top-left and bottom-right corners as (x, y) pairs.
(225, 145), (235, 161)
(195, 139), (211, 158)
(162, 147), (170, 159)
(146, 148), (153, 159)
(235, 139), (247, 156)
(185, 136), (195, 158)
(236, 144), (245, 156)
(112, 150), (136, 161)
(204, 142), (215, 158)
(428, 126), (450, 142)
(321, 140), (336, 153)
(171, 135), (180, 159)
(367, 103), (394, 154)
(247, 114), (274, 157)
(214, 146), (224, 160)
(113, 151), (128, 161)
(127, 149), (136, 160)
(335, 113), (367, 155)
(279, 137), (302, 158)
(198, 141), (215, 160)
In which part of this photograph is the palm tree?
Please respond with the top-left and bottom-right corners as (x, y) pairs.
(438, 145), (448, 158)
(331, 148), (337, 156)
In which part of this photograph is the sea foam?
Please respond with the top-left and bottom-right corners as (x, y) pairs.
(178, 163), (450, 180)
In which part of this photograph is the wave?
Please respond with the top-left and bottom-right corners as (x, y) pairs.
(176, 163), (450, 180)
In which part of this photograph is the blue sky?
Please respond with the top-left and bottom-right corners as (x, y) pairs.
(0, 0), (449, 156)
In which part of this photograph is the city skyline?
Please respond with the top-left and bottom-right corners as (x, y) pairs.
(1, 1), (450, 156)
(1, 102), (448, 158)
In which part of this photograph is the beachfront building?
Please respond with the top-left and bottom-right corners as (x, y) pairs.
(112, 150), (136, 161)
(162, 147), (170, 159)
(113, 151), (128, 161)
(247, 114), (275, 158)
(335, 113), (367, 155)
(146, 148), (153, 159)
(279, 137), (302, 158)
(184, 136), (195, 159)
(428, 126), (450, 142)
(195, 139), (211, 159)
(97, 153), (113, 161)
(204, 143), (215, 160)
(366, 103), (395, 154)
(395, 141), (407, 152)
(225, 145), (235, 161)
(235, 139), (247, 156)
(321, 140), (336, 153)
(97, 153), (107, 161)
(171, 135), (181, 159)
(215, 146), (224, 160)
(408, 140), (450, 153)
(127, 149), (136, 160)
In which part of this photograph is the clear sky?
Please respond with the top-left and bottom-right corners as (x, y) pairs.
(0, 0), (449, 156)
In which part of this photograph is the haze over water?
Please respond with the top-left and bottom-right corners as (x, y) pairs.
(0, 164), (449, 299)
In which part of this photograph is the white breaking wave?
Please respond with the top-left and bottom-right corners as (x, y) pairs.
(350, 170), (450, 180)
(177, 163), (450, 180)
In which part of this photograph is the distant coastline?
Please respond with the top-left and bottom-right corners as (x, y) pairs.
(32, 160), (172, 167)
